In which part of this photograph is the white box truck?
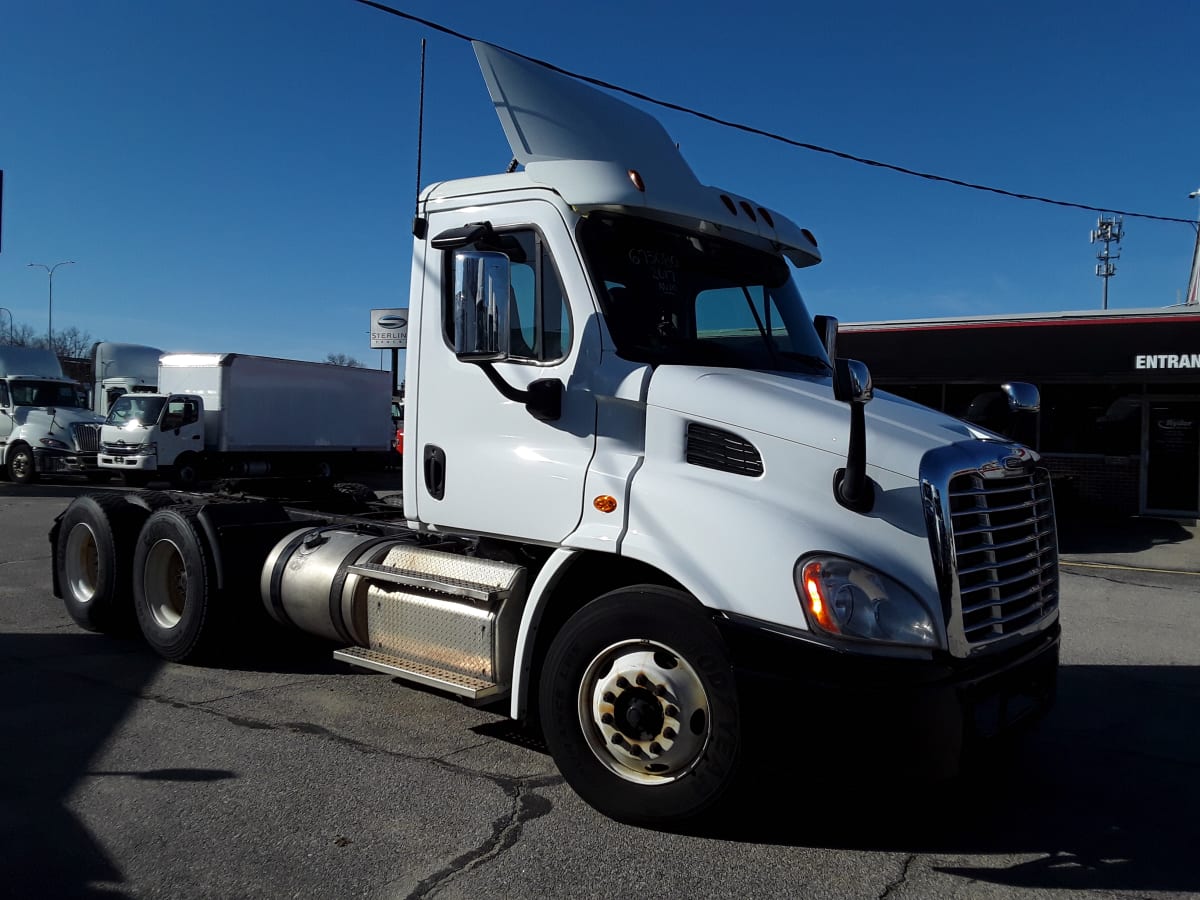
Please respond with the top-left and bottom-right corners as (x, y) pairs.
(97, 353), (393, 486)
(90, 341), (164, 416)
(0, 345), (105, 483)
(53, 43), (1060, 825)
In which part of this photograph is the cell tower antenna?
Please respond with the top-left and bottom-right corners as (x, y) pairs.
(1090, 214), (1123, 310)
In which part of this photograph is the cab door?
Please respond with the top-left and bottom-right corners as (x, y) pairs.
(0, 382), (12, 459)
(411, 200), (598, 543)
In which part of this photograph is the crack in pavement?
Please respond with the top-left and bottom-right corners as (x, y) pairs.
(19, 655), (566, 895)
(880, 853), (917, 899)
(402, 780), (558, 900)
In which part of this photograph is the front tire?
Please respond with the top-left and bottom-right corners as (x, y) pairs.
(169, 453), (201, 490)
(538, 586), (741, 825)
(7, 444), (37, 484)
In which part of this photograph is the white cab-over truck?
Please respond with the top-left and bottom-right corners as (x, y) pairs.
(0, 346), (105, 483)
(90, 341), (164, 417)
(51, 43), (1060, 825)
(97, 352), (394, 487)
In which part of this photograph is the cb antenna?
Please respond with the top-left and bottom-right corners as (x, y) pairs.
(412, 38), (427, 237)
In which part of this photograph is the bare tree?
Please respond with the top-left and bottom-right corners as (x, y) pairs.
(1, 322), (40, 347)
(52, 326), (93, 360)
(325, 353), (365, 367)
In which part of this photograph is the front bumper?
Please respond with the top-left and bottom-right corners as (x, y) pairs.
(719, 617), (1060, 775)
(34, 448), (99, 474)
(98, 451), (158, 472)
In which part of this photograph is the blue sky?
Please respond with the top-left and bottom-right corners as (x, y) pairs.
(2, 0), (1197, 367)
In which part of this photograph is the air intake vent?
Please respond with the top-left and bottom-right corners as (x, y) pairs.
(685, 423), (763, 477)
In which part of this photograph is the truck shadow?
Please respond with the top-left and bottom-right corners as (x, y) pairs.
(704, 662), (1199, 894)
(0, 631), (185, 897)
(1056, 509), (1195, 556)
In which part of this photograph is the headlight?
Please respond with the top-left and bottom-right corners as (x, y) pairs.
(796, 556), (936, 647)
(39, 438), (70, 450)
(141, 442), (157, 452)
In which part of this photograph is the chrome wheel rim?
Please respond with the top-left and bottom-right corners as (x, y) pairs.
(64, 522), (100, 602)
(144, 539), (187, 629)
(578, 640), (711, 785)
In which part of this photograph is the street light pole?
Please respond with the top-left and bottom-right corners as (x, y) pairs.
(27, 260), (74, 352)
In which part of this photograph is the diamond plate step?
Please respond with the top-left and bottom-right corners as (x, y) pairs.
(346, 562), (501, 602)
(333, 647), (502, 700)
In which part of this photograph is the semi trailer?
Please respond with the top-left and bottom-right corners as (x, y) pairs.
(51, 42), (1060, 825)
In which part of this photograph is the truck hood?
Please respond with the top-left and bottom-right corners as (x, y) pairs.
(647, 366), (996, 479)
(8, 406), (104, 443)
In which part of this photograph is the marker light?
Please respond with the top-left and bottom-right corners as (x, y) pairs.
(627, 169), (645, 192)
(802, 562), (838, 632)
(593, 495), (618, 513)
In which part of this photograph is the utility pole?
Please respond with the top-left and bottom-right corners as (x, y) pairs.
(1091, 216), (1123, 310)
(1187, 188), (1200, 307)
(27, 260), (74, 352)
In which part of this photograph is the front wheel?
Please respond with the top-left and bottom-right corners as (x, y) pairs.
(538, 586), (741, 825)
(169, 453), (201, 490)
(7, 444), (37, 484)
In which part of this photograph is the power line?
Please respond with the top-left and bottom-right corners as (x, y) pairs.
(351, 0), (1195, 227)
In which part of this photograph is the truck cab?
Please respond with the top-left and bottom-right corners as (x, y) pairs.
(99, 393), (201, 485)
(0, 346), (105, 483)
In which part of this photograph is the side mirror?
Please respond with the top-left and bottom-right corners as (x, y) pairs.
(833, 358), (873, 404)
(833, 358), (874, 513)
(1002, 382), (1040, 413)
(453, 250), (511, 361)
(813, 315), (839, 361)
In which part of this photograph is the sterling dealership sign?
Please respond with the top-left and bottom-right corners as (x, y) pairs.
(370, 308), (408, 350)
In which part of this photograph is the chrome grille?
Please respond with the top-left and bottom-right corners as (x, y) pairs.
(949, 467), (1058, 648)
(71, 422), (102, 452)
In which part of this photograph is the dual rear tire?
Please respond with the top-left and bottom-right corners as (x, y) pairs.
(55, 492), (178, 634)
(55, 494), (220, 661)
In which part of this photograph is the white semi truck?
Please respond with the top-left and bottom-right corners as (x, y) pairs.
(97, 352), (394, 487)
(52, 43), (1060, 825)
(0, 345), (105, 483)
(90, 341), (164, 417)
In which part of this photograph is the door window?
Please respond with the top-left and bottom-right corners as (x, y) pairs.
(444, 228), (571, 362)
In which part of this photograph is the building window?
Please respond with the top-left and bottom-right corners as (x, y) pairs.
(1039, 384), (1142, 455)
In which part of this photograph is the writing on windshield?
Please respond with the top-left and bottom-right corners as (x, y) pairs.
(576, 212), (830, 372)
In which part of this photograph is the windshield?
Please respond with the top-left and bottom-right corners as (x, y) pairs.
(106, 395), (167, 427)
(576, 212), (830, 372)
(9, 380), (89, 409)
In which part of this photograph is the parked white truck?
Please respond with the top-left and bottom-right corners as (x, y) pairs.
(97, 352), (393, 487)
(52, 43), (1060, 825)
(90, 341), (164, 417)
(0, 346), (105, 483)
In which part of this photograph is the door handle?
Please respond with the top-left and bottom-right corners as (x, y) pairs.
(423, 445), (446, 500)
